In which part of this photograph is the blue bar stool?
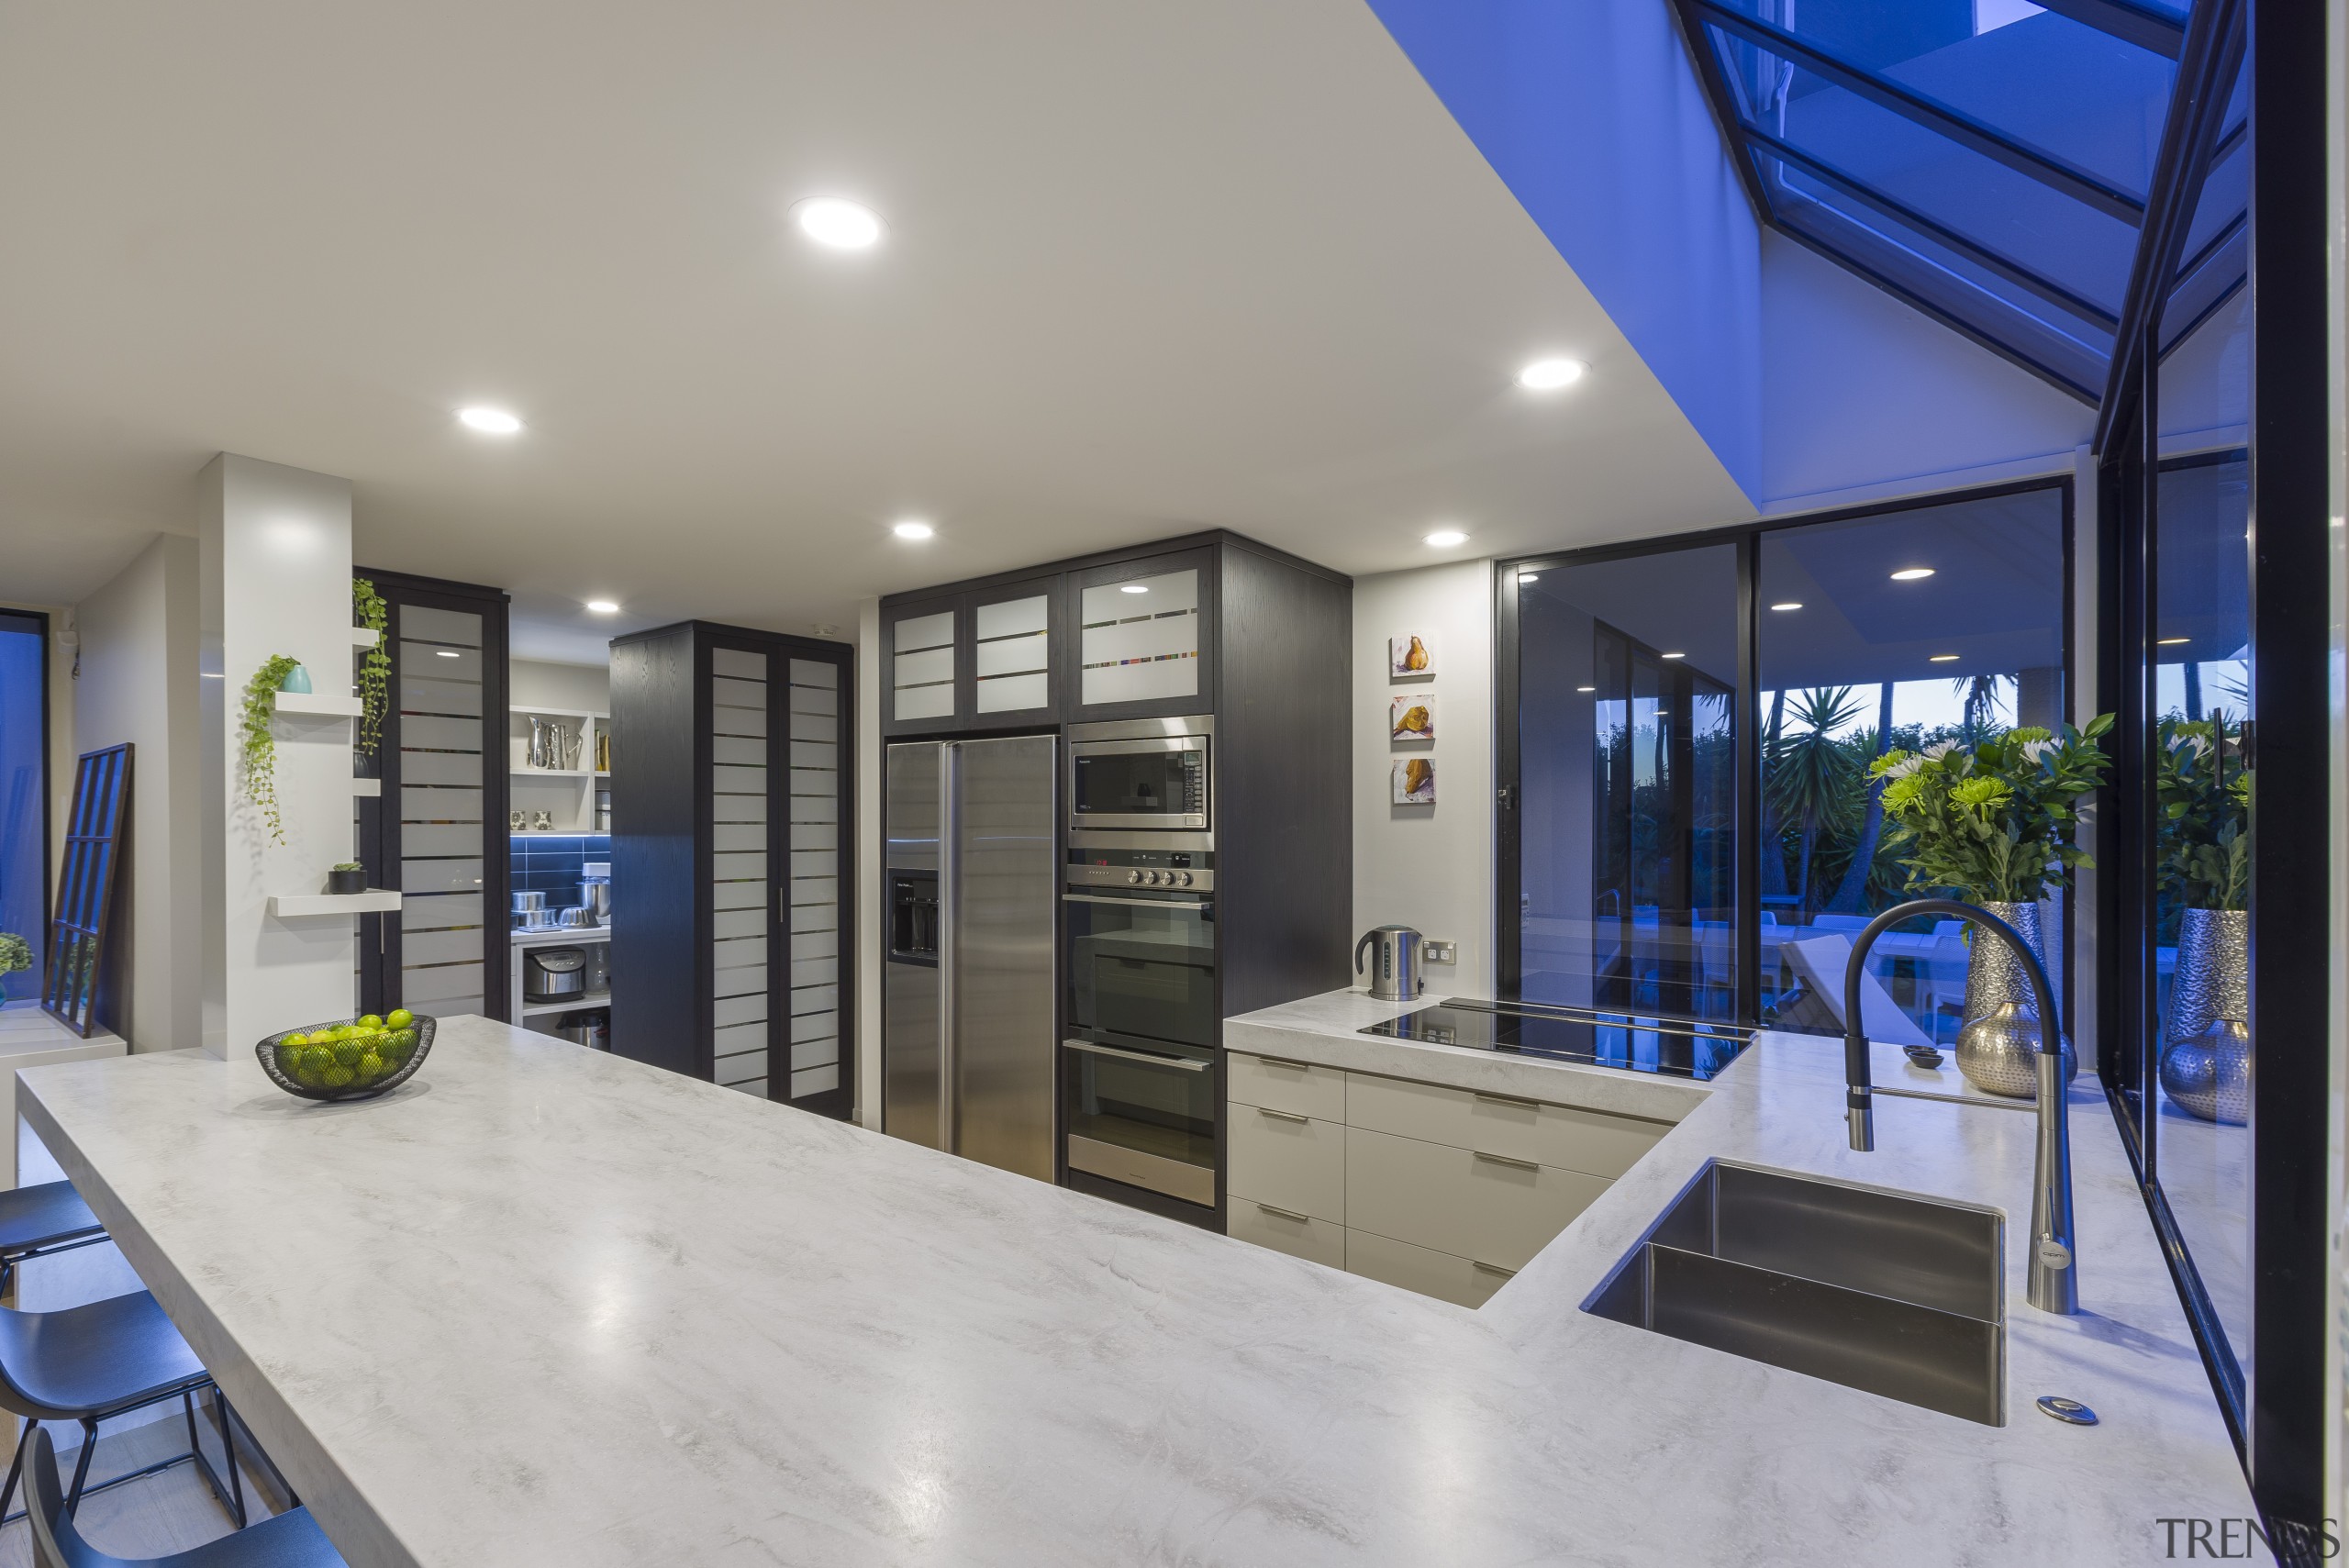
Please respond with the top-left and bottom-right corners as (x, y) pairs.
(25, 1427), (344, 1568)
(0, 1292), (244, 1529)
(0, 1182), (107, 1300)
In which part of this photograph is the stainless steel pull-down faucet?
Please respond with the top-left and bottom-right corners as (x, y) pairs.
(1842, 898), (2077, 1316)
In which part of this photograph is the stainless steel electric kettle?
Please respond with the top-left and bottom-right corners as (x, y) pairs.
(1355, 925), (1425, 1002)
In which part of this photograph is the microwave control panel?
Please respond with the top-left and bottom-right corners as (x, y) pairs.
(1066, 847), (1216, 892)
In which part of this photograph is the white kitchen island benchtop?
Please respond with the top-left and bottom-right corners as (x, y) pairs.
(18, 1008), (2258, 1567)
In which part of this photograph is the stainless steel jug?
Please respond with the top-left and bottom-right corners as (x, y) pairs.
(1355, 925), (1425, 1002)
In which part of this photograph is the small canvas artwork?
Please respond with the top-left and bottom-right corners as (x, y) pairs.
(1389, 695), (1434, 740)
(1391, 757), (1435, 805)
(1388, 633), (1434, 677)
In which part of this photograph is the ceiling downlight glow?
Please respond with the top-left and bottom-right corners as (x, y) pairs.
(1120, 584), (1150, 595)
(794, 197), (885, 250)
(1575, 685), (1596, 693)
(2157, 636), (2191, 646)
(1928, 653), (1961, 662)
(435, 650), (461, 659)
(1769, 601), (1802, 611)
(1424, 528), (1468, 549)
(1661, 651), (1686, 660)
(584, 600), (620, 614)
(1518, 573), (1541, 584)
(892, 519), (935, 540)
(1889, 567), (1936, 582)
(458, 406), (522, 435)
(1517, 358), (1588, 391)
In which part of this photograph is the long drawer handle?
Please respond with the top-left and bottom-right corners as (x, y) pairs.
(1472, 1150), (1540, 1173)
(1472, 1260), (1519, 1278)
(1063, 1040), (1212, 1073)
(1256, 1057), (1316, 1073)
(1253, 1202), (1311, 1223)
(1473, 1090), (1542, 1110)
(1255, 1107), (1310, 1125)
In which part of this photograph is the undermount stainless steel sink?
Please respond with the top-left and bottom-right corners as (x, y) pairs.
(1584, 1161), (2006, 1426)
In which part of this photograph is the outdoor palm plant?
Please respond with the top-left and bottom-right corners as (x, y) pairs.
(1766, 687), (1865, 915)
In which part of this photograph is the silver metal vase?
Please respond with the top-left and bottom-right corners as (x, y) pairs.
(1954, 900), (2076, 1098)
(2156, 908), (2249, 1124)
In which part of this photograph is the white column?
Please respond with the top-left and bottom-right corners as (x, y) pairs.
(198, 454), (357, 1059)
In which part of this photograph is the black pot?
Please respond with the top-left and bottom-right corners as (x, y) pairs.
(327, 867), (368, 895)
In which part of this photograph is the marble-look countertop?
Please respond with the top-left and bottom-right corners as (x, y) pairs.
(18, 1003), (2259, 1567)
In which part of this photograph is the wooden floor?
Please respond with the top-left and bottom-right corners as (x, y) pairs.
(0, 1409), (293, 1565)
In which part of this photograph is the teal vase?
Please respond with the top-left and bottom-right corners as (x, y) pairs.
(278, 662), (313, 694)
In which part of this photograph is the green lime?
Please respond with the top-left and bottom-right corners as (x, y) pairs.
(281, 1031), (309, 1048)
(302, 1043), (336, 1076)
(357, 1014), (383, 1029)
(275, 1042), (304, 1075)
(356, 1052), (386, 1082)
(331, 1039), (362, 1068)
(320, 1065), (355, 1089)
(386, 1008), (414, 1029)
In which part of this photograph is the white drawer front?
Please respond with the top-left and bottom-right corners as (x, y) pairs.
(1344, 1228), (1510, 1309)
(1345, 1072), (1669, 1179)
(1228, 1105), (1345, 1222)
(1229, 1051), (1346, 1121)
(1229, 1195), (1346, 1270)
(1344, 1125), (1605, 1271)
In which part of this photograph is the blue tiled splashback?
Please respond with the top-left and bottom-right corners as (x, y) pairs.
(511, 834), (610, 903)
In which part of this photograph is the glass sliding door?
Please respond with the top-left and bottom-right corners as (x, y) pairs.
(356, 574), (509, 1020)
(1509, 543), (1738, 1019)
(0, 612), (48, 1006)
(1756, 487), (2069, 1044)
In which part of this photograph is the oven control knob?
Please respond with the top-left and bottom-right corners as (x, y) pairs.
(1143, 871), (1163, 885)
(1175, 872), (1194, 886)
(1126, 870), (1142, 884)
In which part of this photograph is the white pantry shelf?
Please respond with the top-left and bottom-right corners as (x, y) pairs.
(351, 778), (382, 797)
(274, 692), (363, 718)
(268, 890), (402, 918)
(519, 989), (611, 1018)
(350, 627), (382, 649)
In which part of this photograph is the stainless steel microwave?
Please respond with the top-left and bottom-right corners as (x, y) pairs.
(1067, 717), (1210, 834)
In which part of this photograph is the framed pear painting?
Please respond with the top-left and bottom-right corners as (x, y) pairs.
(1389, 695), (1434, 740)
(1388, 634), (1434, 677)
(1391, 757), (1435, 805)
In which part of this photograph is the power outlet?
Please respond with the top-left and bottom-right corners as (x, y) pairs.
(1423, 940), (1457, 964)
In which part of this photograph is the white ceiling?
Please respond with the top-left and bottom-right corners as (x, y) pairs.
(0, 0), (1753, 662)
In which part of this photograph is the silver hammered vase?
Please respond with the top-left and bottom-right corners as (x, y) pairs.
(2156, 908), (2250, 1124)
(1954, 900), (2076, 1099)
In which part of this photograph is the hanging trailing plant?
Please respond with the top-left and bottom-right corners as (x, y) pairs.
(353, 577), (391, 756)
(242, 653), (303, 845)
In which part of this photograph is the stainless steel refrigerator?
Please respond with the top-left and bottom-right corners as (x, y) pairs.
(883, 736), (1058, 1181)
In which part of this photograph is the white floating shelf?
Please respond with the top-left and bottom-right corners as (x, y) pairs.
(268, 890), (403, 917)
(520, 989), (611, 1018)
(274, 692), (364, 718)
(350, 627), (382, 649)
(351, 777), (382, 797)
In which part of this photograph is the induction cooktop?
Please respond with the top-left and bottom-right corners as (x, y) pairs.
(1358, 999), (1752, 1082)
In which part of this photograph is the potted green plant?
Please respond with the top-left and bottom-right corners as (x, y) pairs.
(241, 654), (303, 844)
(328, 862), (369, 895)
(1870, 716), (2113, 1096)
(2153, 711), (2251, 1123)
(0, 932), (30, 1001)
(353, 577), (390, 758)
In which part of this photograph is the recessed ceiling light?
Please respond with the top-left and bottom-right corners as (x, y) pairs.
(2157, 636), (2190, 646)
(1575, 685), (1596, 693)
(1889, 567), (1936, 582)
(435, 649), (461, 659)
(1425, 528), (1468, 548)
(1518, 573), (1541, 584)
(1928, 653), (1961, 662)
(1661, 651), (1687, 660)
(1769, 601), (1802, 611)
(458, 406), (522, 435)
(584, 600), (620, 614)
(1517, 358), (1588, 392)
(794, 196), (885, 250)
(892, 519), (934, 540)
(1120, 584), (1150, 595)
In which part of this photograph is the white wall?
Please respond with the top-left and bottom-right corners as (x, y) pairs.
(198, 454), (359, 1057)
(509, 656), (610, 715)
(1352, 559), (1494, 995)
(72, 535), (202, 1051)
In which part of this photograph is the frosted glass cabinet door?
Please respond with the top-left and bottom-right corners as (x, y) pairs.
(971, 584), (1055, 717)
(710, 645), (773, 1100)
(1075, 552), (1213, 714)
(890, 606), (957, 726)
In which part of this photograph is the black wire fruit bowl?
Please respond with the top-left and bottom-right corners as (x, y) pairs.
(255, 1014), (434, 1102)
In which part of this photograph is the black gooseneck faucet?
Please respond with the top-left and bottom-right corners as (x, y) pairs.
(1842, 897), (2077, 1316)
